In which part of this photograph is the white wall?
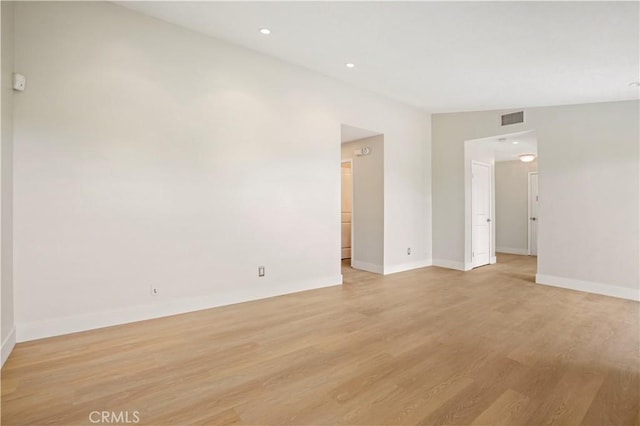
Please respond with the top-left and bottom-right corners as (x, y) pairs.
(433, 100), (639, 300)
(341, 136), (384, 273)
(1, 0), (16, 366)
(12, 2), (431, 341)
(495, 160), (538, 255)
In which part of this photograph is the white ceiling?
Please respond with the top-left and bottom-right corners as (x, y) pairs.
(118, 1), (639, 113)
(341, 124), (382, 143)
(471, 130), (537, 162)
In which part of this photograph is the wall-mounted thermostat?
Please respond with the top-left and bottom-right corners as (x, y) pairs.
(12, 73), (26, 91)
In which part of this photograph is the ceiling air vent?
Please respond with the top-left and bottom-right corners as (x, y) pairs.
(501, 111), (524, 126)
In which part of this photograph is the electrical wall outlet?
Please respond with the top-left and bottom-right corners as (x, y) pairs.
(258, 266), (265, 277)
(150, 286), (159, 296)
(407, 247), (411, 255)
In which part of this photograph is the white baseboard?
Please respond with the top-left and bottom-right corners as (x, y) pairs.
(432, 259), (467, 271)
(16, 275), (343, 342)
(351, 260), (384, 274)
(536, 274), (640, 301)
(496, 247), (529, 255)
(1, 326), (16, 367)
(490, 256), (497, 264)
(384, 258), (432, 275)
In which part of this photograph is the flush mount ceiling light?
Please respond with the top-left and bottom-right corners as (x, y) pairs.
(346, 63), (355, 69)
(519, 153), (536, 163)
(512, 141), (519, 145)
(259, 28), (271, 35)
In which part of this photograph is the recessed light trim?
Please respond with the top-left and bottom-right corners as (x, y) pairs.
(345, 63), (355, 68)
(260, 28), (271, 35)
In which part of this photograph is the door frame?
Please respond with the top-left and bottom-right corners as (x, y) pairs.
(471, 160), (492, 268)
(341, 159), (354, 265)
(528, 171), (538, 256)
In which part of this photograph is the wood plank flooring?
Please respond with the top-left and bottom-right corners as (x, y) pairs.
(2, 254), (639, 425)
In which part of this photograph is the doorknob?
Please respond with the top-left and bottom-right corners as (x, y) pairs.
(531, 217), (537, 221)
(486, 218), (491, 223)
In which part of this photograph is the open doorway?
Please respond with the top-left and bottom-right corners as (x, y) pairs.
(464, 130), (538, 271)
(340, 124), (384, 274)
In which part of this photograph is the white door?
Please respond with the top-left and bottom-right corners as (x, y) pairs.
(529, 172), (539, 256)
(472, 162), (491, 268)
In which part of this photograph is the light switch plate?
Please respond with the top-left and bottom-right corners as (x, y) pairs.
(12, 73), (26, 91)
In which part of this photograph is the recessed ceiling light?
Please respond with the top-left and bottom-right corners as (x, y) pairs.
(260, 28), (271, 35)
(346, 63), (355, 69)
(512, 141), (519, 145)
(629, 81), (640, 87)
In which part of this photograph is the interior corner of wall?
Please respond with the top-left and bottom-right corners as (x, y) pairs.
(1, 325), (16, 367)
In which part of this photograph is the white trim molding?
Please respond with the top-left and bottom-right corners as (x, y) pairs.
(1, 326), (16, 367)
(536, 274), (640, 301)
(432, 259), (467, 271)
(528, 171), (539, 256)
(351, 260), (384, 274)
(384, 259), (432, 275)
(16, 275), (343, 342)
(496, 247), (529, 255)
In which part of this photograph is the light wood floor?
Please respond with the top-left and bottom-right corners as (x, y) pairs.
(2, 254), (639, 425)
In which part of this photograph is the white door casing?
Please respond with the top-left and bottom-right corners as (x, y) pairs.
(472, 162), (491, 268)
(528, 172), (539, 256)
(341, 161), (353, 259)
